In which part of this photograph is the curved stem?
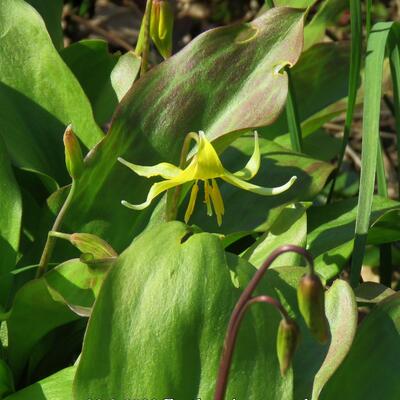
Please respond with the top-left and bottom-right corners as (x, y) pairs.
(214, 244), (314, 400)
(36, 182), (77, 278)
(166, 132), (198, 221)
(214, 296), (289, 400)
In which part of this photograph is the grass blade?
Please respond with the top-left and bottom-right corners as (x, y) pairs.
(328, 0), (362, 202)
(351, 22), (394, 287)
(285, 67), (303, 152)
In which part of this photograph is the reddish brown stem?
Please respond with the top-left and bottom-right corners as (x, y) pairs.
(214, 244), (314, 400)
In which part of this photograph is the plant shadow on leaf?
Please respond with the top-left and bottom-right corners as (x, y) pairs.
(0, 82), (71, 185)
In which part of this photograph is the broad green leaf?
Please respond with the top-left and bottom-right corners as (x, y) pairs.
(189, 136), (333, 233)
(0, 0), (103, 184)
(45, 258), (113, 316)
(60, 7), (305, 250)
(60, 40), (119, 126)
(304, 0), (347, 50)
(111, 51), (141, 101)
(4, 366), (75, 400)
(308, 196), (400, 281)
(74, 222), (294, 399)
(242, 202), (308, 268)
(310, 280), (357, 399)
(302, 129), (341, 162)
(6, 279), (78, 381)
(321, 293), (400, 399)
(0, 137), (22, 276)
(25, 0), (63, 49)
(0, 360), (14, 398)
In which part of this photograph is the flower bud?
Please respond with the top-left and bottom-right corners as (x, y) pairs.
(70, 233), (117, 260)
(63, 125), (84, 180)
(276, 318), (299, 375)
(297, 273), (329, 344)
(150, 0), (174, 59)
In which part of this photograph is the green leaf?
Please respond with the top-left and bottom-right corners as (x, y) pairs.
(111, 51), (141, 102)
(4, 366), (75, 400)
(45, 258), (113, 316)
(61, 7), (305, 249)
(308, 196), (400, 282)
(310, 280), (357, 399)
(274, 0), (316, 7)
(351, 22), (399, 286)
(0, 359), (14, 398)
(0, 0), (103, 184)
(0, 137), (22, 276)
(189, 136), (333, 234)
(6, 279), (78, 381)
(25, 0), (63, 50)
(60, 40), (119, 126)
(320, 293), (400, 399)
(304, 0), (347, 50)
(74, 222), (295, 399)
(241, 202), (308, 268)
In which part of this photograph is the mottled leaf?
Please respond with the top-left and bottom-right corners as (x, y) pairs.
(61, 7), (305, 250)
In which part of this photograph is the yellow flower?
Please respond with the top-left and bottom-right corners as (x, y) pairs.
(118, 131), (297, 226)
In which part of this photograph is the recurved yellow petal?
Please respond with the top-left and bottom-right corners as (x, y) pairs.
(118, 157), (182, 179)
(222, 172), (297, 196)
(233, 131), (260, 180)
(121, 178), (183, 210)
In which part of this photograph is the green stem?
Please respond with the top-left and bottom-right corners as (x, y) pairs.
(166, 132), (198, 221)
(48, 231), (72, 241)
(139, 0), (153, 76)
(285, 67), (303, 152)
(366, 0), (372, 38)
(36, 182), (77, 278)
(266, 0), (302, 152)
(328, 0), (362, 202)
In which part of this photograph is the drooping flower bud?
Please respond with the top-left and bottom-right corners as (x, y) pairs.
(70, 233), (117, 260)
(297, 273), (329, 344)
(63, 125), (84, 180)
(150, 0), (174, 59)
(276, 318), (299, 375)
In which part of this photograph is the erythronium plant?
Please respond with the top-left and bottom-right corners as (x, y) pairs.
(118, 131), (297, 225)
